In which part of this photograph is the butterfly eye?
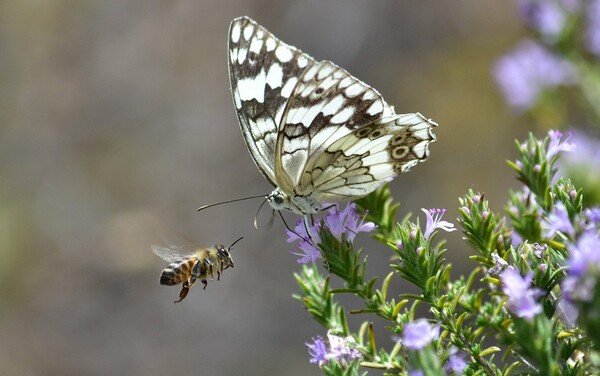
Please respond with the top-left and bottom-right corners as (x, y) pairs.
(273, 194), (284, 205)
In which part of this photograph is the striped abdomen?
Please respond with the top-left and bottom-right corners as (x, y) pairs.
(159, 258), (196, 286)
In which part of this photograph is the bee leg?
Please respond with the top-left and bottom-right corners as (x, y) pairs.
(174, 282), (190, 304)
(217, 270), (221, 281)
(202, 279), (208, 290)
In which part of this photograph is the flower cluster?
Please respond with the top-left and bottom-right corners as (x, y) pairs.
(306, 331), (361, 368)
(287, 203), (376, 264)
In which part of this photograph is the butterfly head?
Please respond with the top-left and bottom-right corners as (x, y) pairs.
(266, 188), (321, 215)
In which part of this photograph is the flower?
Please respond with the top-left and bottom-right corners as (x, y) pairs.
(306, 336), (328, 366)
(492, 40), (575, 111)
(323, 203), (376, 242)
(489, 253), (511, 275)
(543, 202), (575, 238)
(402, 319), (440, 350)
(586, 0), (600, 56)
(501, 269), (543, 319)
(325, 331), (361, 362)
(446, 347), (469, 374)
(518, 0), (568, 41)
(306, 331), (361, 368)
(287, 218), (321, 263)
(422, 208), (457, 241)
(547, 130), (575, 160)
(565, 230), (600, 278)
(585, 207), (600, 227)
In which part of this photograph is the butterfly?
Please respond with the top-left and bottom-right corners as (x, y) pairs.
(228, 16), (437, 215)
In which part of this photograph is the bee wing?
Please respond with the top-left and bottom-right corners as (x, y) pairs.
(151, 245), (188, 263)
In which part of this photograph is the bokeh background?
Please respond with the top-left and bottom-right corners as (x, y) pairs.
(0, 1), (530, 375)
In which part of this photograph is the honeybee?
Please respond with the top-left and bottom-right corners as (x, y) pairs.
(152, 237), (242, 303)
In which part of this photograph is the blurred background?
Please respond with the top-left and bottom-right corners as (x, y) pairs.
(0, 1), (530, 375)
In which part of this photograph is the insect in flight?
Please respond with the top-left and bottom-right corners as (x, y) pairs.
(152, 237), (242, 303)
(227, 16), (438, 216)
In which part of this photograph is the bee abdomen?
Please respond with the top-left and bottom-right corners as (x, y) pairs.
(159, 269), (181, 285)
(159, 260), (193, 286)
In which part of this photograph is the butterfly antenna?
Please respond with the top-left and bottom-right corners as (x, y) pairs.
(253, 197), (270, 230)
(198, 194), (266, 212)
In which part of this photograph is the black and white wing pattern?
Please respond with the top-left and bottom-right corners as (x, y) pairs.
(228, 16), (437, 214)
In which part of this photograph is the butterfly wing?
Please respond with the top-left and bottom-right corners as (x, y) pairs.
(228, 16), (316, 187)
(274, 60), (395, 192)
(301, 113), (437, 203)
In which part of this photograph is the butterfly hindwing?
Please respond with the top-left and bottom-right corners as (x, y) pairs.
(228, 17), (315, 187)
(303, 113), (437, 202)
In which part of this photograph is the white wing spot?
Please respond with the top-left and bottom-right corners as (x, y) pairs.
(366, 100), (383, 116)
(250, 38), (263, 54)
(330, 106), (355, 123)
(230, 48), (238, 64)
(281, 77), (298, 98)
(338, 77), (353, 89)
(233, 90), (242, 109)
(345, 83), (365, 98)
(303, 65), (319, 81)
(362, 90), (377, 100)
(231, 23), (241, 43)
(266, 63), (283, 89)
(237, 48), (247, 64)
(243, 24), (254, 41)
(275, 45), (293, 62)
(256, 29), (264, 39)
(288, 105), (321, 127)
(317, 64), (334, 80)
(266, 38), (276, 51)
(237, 69), (266, 103)
(322, 95), (345, 116)
(297, 55), (309, 68)
(318, 77), (338, 92)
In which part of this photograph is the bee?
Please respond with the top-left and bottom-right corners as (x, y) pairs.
(152, 237), (242, 303)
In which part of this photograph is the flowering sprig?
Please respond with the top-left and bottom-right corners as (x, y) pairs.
(293, 131), (600, 375)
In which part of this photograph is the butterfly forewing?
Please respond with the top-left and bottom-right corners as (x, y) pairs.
(228, 17), (315, 187)
(228, 16), (438, 215)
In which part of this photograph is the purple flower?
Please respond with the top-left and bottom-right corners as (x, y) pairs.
(585, 207), (600, 227)
(325, 331), (361, 363)
(501, 269), (543, 319)
(586, 0), (600, 56)
(547, 130), (575, 159)
(402, 319), (440, 350)
(492, 40), (575, 111)
(543, 202), (575, 238)
(565, 231), (600, 279)
(287, 218), (321, 263)
(323, 203), (376, 242)
(446, 347), (469, 374)
(422, 208), (457, 241)
(408, 371), (424, 376)
(306, 336), (328, 366)
(489, 253), (511, 275)
(518, 0), (568, 41)
(306, 331), (361, 368)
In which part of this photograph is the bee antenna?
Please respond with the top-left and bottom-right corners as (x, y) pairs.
(228, 236), (244, 251)
(197, 194), (267, 212)
(253, 197), (271, 230)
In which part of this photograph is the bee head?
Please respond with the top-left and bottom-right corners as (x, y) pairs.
(217, 246), (234, 268)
